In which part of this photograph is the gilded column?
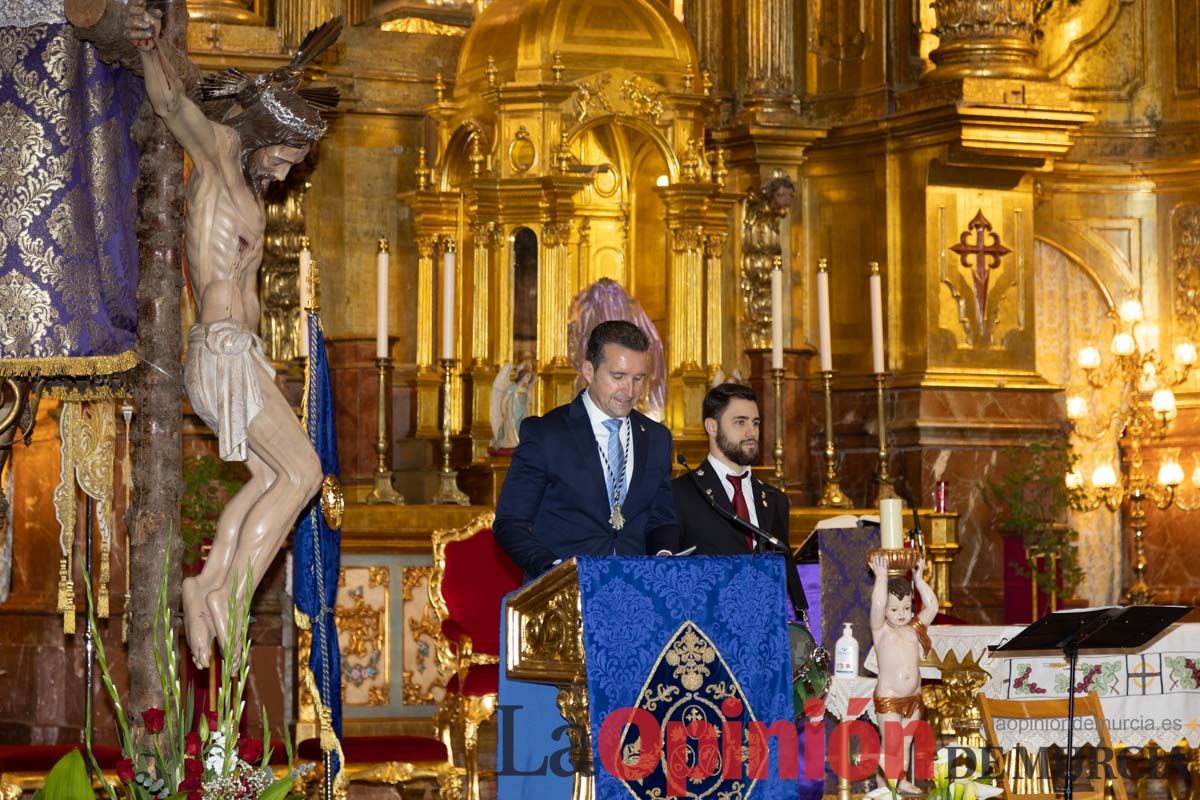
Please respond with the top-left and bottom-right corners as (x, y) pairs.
(539, 221), (573, 366)
(667, 224), (708, 446)
(746, 0), (794, 98)
(414, 235), (440, 438)
(670, 225), (705, 372)
(495, 229), (514, 368)
(705, 233), (727, 378)
(684, 0), (723, 82)
(470, 221), (497, 460)
(539, 221), (577, 411)
(471, 222), (494, 366)
(277, 0), (369, 49)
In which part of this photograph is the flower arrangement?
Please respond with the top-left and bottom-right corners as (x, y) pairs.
(47, 559), (314, 799)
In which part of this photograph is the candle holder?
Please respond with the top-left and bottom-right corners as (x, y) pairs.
(867, 546), (918, 577)
(817, 370), (852, 508)
(874, 372), (896, 504)
(432, 358), (469, 505)
(366, 357), (405, 505)
(771, 367), (786, 491)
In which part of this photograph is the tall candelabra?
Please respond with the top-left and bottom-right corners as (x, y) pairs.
(1064, 297), (1197, 604)
(817, 371), (852, 507)
(772, 367), (786, 490)
(432, 358), (469, 505)
(366, 356), (404, 504)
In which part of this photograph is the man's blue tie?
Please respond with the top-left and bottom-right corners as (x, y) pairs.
(603, 418), (625, 506)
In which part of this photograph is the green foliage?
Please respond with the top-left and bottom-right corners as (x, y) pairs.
(180, 454), (245, 570)
(982, 437), (1083, 596)
(31, 750), (93, 800)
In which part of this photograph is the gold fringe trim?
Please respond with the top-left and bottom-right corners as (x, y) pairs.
(0, 349), (138, 378)
(47, 385), (132, 402)
(294, 607), (347, 798)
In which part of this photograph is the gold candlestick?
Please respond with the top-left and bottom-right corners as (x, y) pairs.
(817, 370), (852, 508)
(366, 357), (404, 504)
(433, 358), (469, 505)
(772, 367), (786, 491)
(874, 372), (896, 504)
(867, 546), (918, 577)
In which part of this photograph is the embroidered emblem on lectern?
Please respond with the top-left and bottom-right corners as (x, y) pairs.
(616, 621), (760, 799)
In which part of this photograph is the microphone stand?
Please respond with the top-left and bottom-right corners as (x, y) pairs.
(677, 454), (810, 616)
(892, 475), (925, 556)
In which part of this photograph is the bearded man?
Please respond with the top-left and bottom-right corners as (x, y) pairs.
(127, 0), (340, 667)
(671, 383), (790, 554)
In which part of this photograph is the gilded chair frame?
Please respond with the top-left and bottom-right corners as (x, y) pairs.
(429, 510), (500, 800)
(977, 690), (1129, 800)
(295, 758), (462, 800)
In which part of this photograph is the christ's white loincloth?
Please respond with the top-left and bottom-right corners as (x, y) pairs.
(185, 320), (275, 462)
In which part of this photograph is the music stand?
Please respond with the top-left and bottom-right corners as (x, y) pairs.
(989, 605), (1189, 800)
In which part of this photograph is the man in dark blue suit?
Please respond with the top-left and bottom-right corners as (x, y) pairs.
(495, 320), (681, 579)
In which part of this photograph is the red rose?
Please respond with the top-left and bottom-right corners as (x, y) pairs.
(237, 736), (263, 764)
(188, 793), (202, 800)
(203, 709), (218, 733)
(115, 758), (135, 782)
(142, 707), (165, 734)
(179, 774), (200, 792)
(185, 731), (201, 757)
(184, 758), (203, 779)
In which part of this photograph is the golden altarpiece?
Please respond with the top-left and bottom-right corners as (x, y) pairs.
(5, 0), (1200, 772)
(405, 0), (742, 468)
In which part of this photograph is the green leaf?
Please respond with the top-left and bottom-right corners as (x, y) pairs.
(258, 776), (296, 800)
(164, 792), (191, 800)
(37, 751), (94, 800)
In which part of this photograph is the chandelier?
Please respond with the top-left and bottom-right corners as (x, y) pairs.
(1064, 297), (1197, 604)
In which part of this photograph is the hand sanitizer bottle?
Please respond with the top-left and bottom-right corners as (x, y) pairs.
(834, 622), (859, 678)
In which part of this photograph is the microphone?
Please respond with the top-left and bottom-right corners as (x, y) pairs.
(677, 453), (809, 612)
(677, 454), (787, 552)
(891, 474), (925, 553)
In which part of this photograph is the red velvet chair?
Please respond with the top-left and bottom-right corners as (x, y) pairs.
(429, 511), (523, 800)
(295, 736), (460, 798)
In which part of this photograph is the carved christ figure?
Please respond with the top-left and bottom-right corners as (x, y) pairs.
(127, 0), (341, 667)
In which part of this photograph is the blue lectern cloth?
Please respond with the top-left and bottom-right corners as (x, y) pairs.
(496, 556), (823, 799)
(577, 555), (798, 800)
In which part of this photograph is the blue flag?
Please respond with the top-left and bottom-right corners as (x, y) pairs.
(293, 309), (343, 781)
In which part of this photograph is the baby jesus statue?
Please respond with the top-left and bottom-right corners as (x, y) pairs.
(869, 553), (938, 795)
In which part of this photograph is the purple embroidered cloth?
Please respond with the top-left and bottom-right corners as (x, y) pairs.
(0, 22), (142, 376)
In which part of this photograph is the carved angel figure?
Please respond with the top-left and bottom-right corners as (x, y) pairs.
(489, 361), (536, 454)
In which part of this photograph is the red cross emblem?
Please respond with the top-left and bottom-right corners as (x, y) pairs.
(949, 210), (1011, 324)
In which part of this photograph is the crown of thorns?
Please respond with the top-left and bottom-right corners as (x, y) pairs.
(199, 16), (343, 140)
(259, 87), (327, 139)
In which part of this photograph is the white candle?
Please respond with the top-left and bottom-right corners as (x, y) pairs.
(816, 259), (832, 372)
(880, 497), (904, 549)
(441, 242), (456, 361)
(771, 264), (784, 370)
(298, 240), (311, 358)
(376, 239), (389, 359)
(869, 262), (884, 374)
